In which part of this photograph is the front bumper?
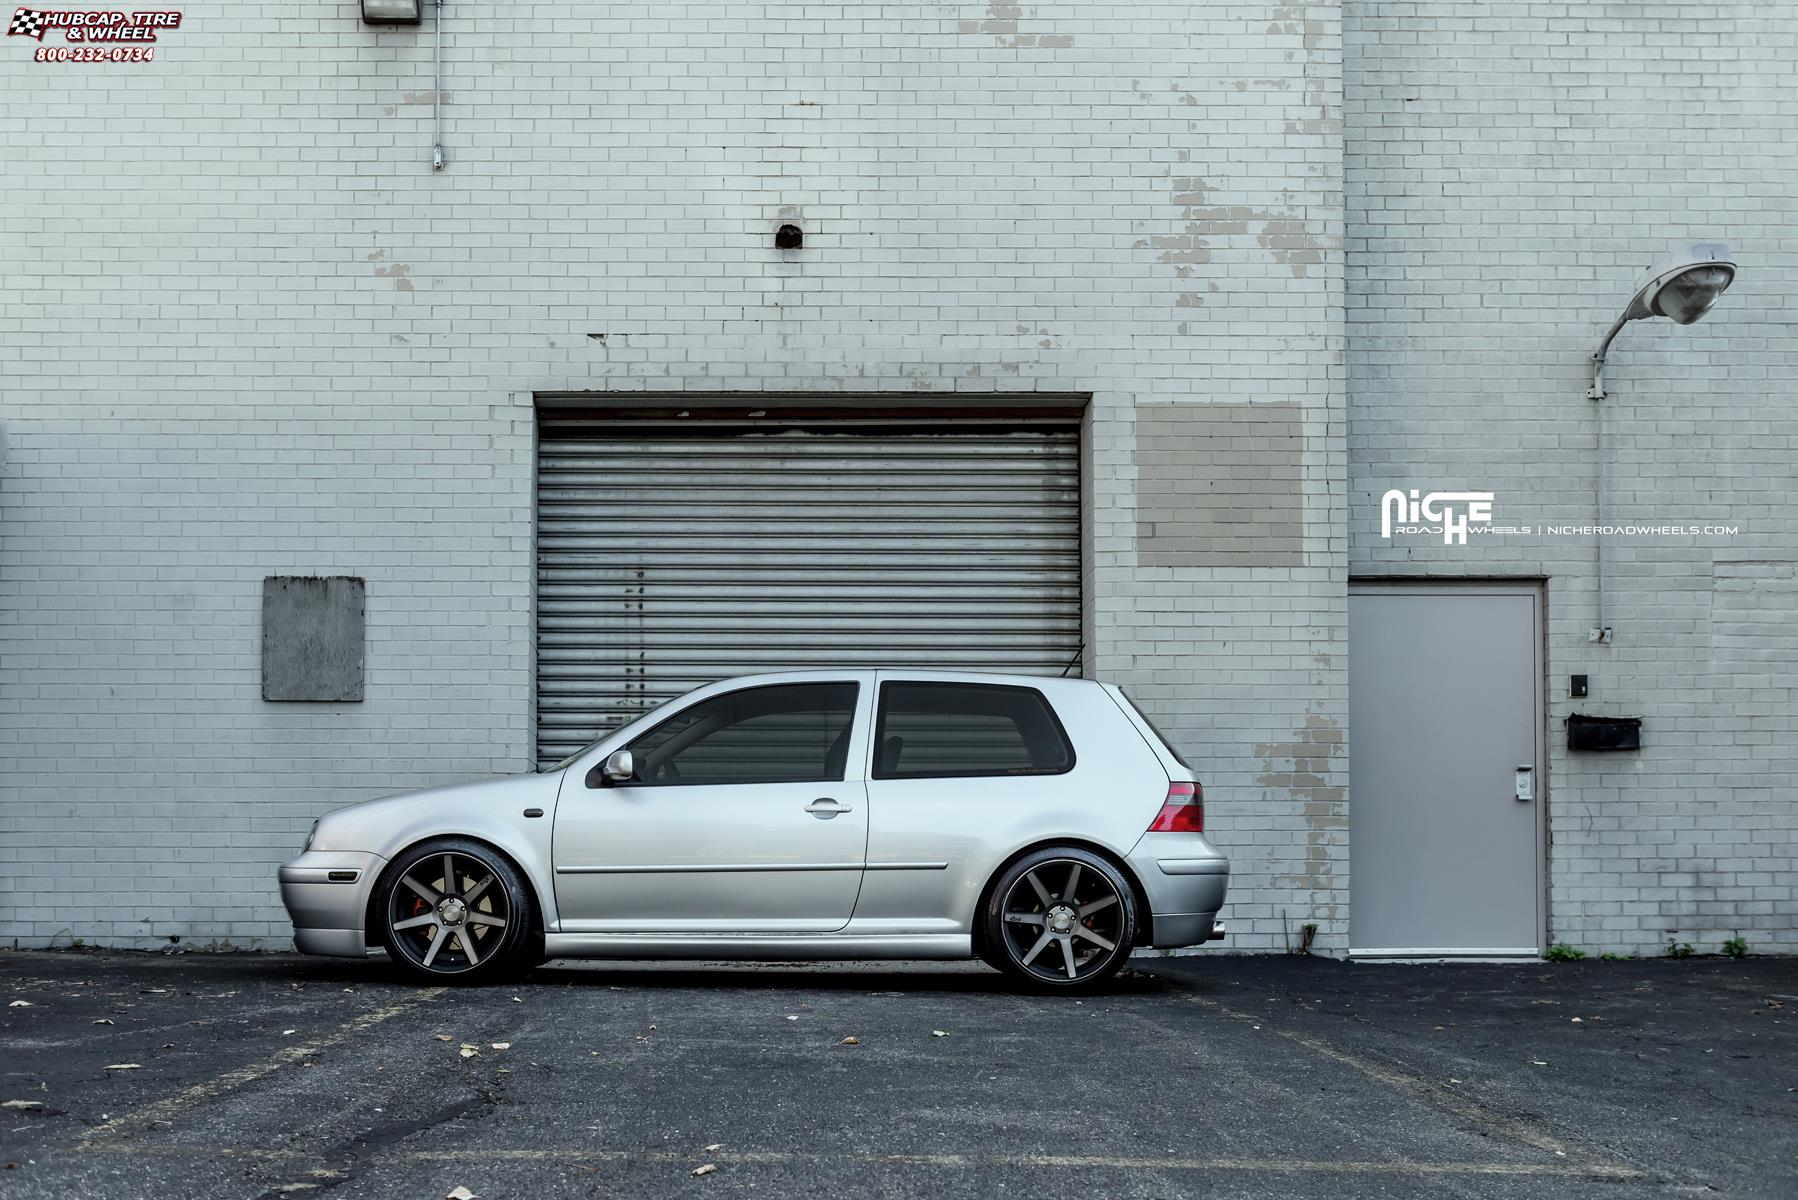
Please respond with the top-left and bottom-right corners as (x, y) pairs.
(279, 850), (386, 958)
(1127, 834), (1230, 949)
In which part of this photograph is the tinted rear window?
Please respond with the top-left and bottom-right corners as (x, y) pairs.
(874, 682), (1074, 779)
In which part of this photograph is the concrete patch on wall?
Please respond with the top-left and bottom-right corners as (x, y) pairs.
(262, 576), (366, 703)
(1135, 402), (1305, 568)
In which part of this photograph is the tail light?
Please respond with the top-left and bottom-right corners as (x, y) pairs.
(1148, 781), (1204, 833)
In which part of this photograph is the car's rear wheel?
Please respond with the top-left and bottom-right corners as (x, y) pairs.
(377, 838), (536, 984)
(982, 847), (1137, 993)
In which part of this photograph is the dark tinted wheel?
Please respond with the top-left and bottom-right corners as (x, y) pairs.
(982, 847), (1137, 992)
(377, 838), (536, 984)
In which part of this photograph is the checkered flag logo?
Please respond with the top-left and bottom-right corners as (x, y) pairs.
(8, 7), (50, 38)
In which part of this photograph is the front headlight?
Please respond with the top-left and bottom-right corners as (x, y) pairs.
(304, 819), (319, 852)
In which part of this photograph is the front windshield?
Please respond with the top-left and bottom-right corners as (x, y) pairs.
(545, 687), (696, 771)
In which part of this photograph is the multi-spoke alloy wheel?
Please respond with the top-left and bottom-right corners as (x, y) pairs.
(378, 839), (534, 983)
(983, 848), (1137, 992)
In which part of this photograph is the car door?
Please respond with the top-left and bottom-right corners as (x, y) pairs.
(855, 675), (1087, 931)
(552, 677), (872, 933)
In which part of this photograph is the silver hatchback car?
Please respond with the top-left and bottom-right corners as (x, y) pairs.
(280, 670), (1229, 992)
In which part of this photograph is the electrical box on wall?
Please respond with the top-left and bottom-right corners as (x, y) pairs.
(1566, 713), (1641, 752)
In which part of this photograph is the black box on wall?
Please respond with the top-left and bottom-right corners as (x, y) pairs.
(1566, 713), (1641, 752)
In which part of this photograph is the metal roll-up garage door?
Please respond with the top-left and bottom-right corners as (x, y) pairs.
(534, 413), (1083, 768)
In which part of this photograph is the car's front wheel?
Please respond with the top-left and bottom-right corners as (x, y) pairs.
(981, 847), (1138, 993)
(377, 838), (536, 984)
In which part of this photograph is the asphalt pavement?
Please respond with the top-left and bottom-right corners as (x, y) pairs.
(1, 948), (1793, 1199)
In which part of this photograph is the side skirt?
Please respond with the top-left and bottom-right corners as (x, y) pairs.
(540, 932), (972, 961)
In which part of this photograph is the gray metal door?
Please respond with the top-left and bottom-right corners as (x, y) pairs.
(535, 416), (1082, 768)
(1348, 583), (1543, 956)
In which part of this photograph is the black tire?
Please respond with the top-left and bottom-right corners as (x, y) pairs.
(376, 838), (537, 985)
(981, 847), (1138, 993)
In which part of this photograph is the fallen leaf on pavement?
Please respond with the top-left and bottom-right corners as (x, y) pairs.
(703, 1143), (723, 1151)
(785, 1015), (799, 1021)
(104, 1064), (141, 1071)
(491, 1042), (510, 1051)
(458, 1045), (480, 1058)
(93, 1019), (114, 1025)
(434, 1034), (452, 1041)
(510, 997), (522, 1004)
(932, 1030), (948, 1037)
(2, 1100), (44, 1110)
(7, 1001), (31, 1008)
(841, 1036), (860, 1045)
(446, 1187), (478, 1200)
(282, 1030), (296, 1036)
(692, 1164), (717, 1177)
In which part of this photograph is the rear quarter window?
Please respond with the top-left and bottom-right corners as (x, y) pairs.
(873, 681), (1075, 780)
(1120, 691), (1193, 769)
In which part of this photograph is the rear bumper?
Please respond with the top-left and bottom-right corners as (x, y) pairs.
(279, 851), (386, 958)
(1127, 834), (1230, 949)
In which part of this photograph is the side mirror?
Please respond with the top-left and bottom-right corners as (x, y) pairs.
(601, 749), (635, 785)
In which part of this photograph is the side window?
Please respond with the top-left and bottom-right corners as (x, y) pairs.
(625, 682), (858, 786)
(873, 682), (1075, 780)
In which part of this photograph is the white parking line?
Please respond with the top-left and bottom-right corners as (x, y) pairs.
(79, 987), (446, 1146)
(74, 1144), (1644, 1178)
(1177, 992), (1642, 1176)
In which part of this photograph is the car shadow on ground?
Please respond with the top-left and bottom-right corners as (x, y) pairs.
(264, 951), (1191, 997)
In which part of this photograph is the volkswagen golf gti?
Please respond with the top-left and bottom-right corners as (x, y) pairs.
(279, 670), (1229, 992)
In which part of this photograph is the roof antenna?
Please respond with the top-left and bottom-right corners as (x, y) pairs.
(1060, 642), (1085, 678)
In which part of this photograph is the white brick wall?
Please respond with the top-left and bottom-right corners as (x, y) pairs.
(1, 4), (1348, 950)
(1346, 3), (1798, 954)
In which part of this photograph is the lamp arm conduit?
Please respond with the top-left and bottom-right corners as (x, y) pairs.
(1587, 309), (1633, 401)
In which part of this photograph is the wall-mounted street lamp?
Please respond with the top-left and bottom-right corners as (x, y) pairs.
(361, 0), (421, 23)
(1585, 243), (1737, 645)
(1587, 244), (1735, 400)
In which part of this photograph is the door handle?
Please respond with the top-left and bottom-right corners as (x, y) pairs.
(805, 797), (853, 819)
(1514, 765), (1535, 802)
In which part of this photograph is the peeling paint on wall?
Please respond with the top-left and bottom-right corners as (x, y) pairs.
(958, 3), (1074, 49)
(1134, 11), (1341, 313)
(374, 263), (413, 291)
(1256, 711), (1347, 921)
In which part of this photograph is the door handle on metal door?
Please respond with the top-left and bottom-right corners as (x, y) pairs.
(805, 798), (853, 818)
(1514, 765), (1535, 801)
